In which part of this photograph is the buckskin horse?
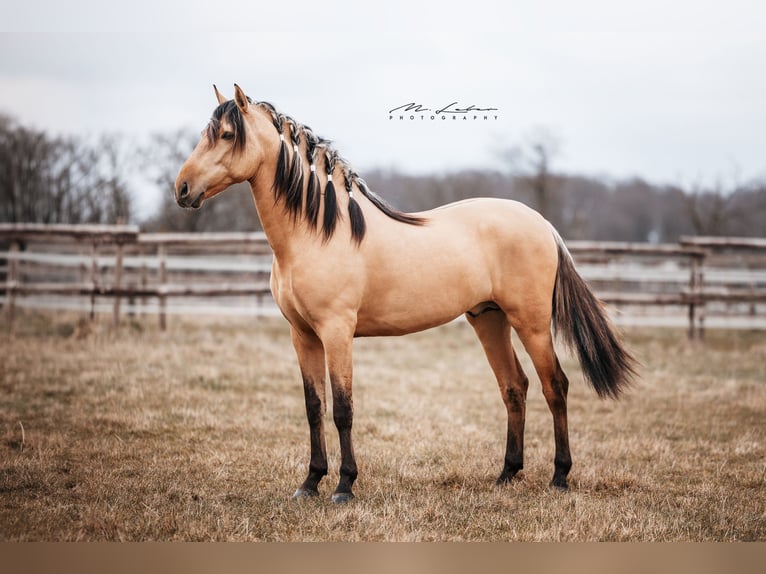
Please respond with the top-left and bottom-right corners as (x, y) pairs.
(175, 85), (636, 503)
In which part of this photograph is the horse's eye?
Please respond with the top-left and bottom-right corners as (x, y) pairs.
(221, 131), (235, 141)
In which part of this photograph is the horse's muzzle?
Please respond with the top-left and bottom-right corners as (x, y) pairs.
(176, 181), (203, 209)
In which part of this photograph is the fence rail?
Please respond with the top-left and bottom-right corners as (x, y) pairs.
(2, 224), (765, 338)
(0, 223), (140, 244)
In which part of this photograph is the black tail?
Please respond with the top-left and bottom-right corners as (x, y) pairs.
(551, 230), (637, 399)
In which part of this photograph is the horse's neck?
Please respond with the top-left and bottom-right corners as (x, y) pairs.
(248, 177), (303, 261)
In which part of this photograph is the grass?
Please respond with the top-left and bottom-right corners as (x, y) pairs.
(1, 311), (764, 541)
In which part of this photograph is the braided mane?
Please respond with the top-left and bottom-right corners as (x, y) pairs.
(205, 99), (426, 244)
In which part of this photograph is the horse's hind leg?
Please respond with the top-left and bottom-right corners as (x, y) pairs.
(466, 309), (529, 484)
(514, 323), (572, 490)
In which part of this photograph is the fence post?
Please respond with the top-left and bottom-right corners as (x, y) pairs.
(687, 252), (707, 341)
(697, 254), (706, 341)
(688, 256), (697, 340)
(112, 241), (124, 330)
(140, 247), (148, 318)
(78, 248), (87, 283)
(89, 241), (98, 322)
(158, 244), (167, 331)
(5, 240), (19, 332)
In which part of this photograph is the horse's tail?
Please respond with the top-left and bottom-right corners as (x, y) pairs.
(549, 225), (637, 399)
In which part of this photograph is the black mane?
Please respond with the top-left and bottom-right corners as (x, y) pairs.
(205, 99), (426, 244)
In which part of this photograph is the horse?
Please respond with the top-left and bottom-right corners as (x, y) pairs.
(175, 84), (637, 503)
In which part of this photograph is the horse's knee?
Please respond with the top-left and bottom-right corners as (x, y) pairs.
(303, 379), (325, 426)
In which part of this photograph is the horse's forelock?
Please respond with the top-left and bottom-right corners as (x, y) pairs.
(205, 100), (247, 154)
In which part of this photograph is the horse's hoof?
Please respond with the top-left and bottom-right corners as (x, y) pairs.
(549, 479), (569, 492)
(496, 472), (521, 485)
(331, 492), (355, 504)
(292, 488), (319, 499)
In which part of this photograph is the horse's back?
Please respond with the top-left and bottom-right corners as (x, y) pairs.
(422, 197), (557, 262)
(423, 196), (542, 223)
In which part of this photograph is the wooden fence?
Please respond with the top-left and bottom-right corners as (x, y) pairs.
(2, 223), (765, 338)
(1, 224), (272, 332)
(566, 240), (708, 339)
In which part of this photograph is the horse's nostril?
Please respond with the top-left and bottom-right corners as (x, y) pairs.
(179, 182), (189, 198)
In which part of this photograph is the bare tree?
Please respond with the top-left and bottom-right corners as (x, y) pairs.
(0, 114), (133, 224)
(726, 183), (766, 236)
(682, 180), (742, 236)
(94, 134), (133, 224)
(0, 114), (55, 223)
(499, 128), (562, 225)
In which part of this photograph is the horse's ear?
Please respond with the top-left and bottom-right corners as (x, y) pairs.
(213, 84), (227, 105)
(233, 84), (249, 114)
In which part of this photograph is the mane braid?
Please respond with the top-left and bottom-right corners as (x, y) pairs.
(283, 118), (304, 219)
(304, 131), (321, 227)
(345, 169), (366, 244)
(261, 105), (290, 204)
(322, 148), (340, 239)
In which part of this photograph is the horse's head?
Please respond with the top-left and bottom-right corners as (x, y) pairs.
(175, 84), (273, 209)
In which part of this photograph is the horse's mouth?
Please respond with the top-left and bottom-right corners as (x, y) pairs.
(178, 193), (204, 210)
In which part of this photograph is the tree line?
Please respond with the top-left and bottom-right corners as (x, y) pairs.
(0, 114), (131, 225)
(2, 114), (765, 241)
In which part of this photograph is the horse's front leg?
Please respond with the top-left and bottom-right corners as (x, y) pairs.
(291, 328), (328, 498)
(319, 322), (357, 503)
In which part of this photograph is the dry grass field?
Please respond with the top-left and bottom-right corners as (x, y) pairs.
(1, 311), (764, 541)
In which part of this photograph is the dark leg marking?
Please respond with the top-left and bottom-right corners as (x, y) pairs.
(331, 383), (357, 503)
(497, 355), (529, 484)
(547, 359), (572, 491)
(294, 378), (328, 497)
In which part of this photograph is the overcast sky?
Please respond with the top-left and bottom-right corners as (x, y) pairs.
(2, 1), (765, 216)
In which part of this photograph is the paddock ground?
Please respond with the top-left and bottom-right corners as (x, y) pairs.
(1, 312), (764, 541)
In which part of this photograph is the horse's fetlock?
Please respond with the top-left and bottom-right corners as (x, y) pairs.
(554, 456), (572, 474)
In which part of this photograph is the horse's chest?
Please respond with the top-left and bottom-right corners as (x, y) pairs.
(270, 265), (296, 312)
(269, 264), (319, 325)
